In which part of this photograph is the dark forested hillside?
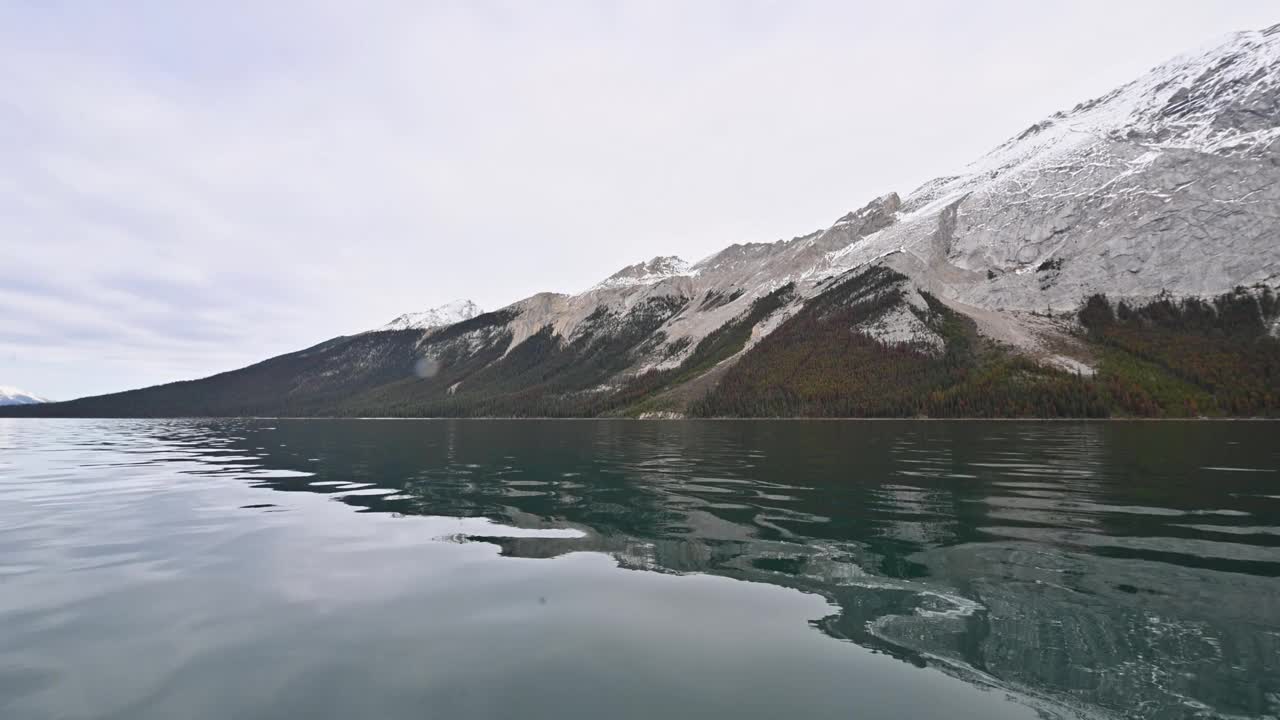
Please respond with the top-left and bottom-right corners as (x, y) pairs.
(0, 299), (699, 418)
(689, 267), (1113, 418)
(0, 331), (428, 418)
(692, 278), (1279, 419)
(341, 295), (691, 417)
(1076, 288), (1280, 416)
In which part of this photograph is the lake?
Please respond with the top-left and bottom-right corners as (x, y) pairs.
(1, 419), (1278, 719)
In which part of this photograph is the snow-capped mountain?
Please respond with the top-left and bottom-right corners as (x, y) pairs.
(0, 386), (47, 406)
(495, 23), (1280, 369)
(829, 21), (1280, 314)
(380, 300), (483, 332)
(592, 256), (692, 290)
(6, 24), (1277, 420)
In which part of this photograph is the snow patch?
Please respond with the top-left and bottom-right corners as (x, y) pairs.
(592, 256), (692, 290)
(0, 386), (47, 405)
(380, 299), (483, 332)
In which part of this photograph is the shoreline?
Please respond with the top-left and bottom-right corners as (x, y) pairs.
(3, 415), (1278, 422)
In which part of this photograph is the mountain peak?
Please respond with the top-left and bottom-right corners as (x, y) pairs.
(594, 255), (691, 290)
(380, 299), (483, 332)
(0, 386), (47, 405)
(1101, 24), (1280, 150)
(995, 24), (1280, 162)
(833, 193), (901, 226)
(890, 23), (1280, 224)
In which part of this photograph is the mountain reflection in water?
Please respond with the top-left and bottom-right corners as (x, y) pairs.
(2, 419), (1278, 720)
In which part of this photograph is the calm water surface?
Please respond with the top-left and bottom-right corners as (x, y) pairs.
(2, 419), (1279, 719)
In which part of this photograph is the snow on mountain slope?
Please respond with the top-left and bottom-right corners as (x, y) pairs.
(825, 24), (1280, 314)
(387, 25), (1280, 377)
(381, 300), (483, 332)
(592, 256), (692, 289)
(0, 386), (47, 405)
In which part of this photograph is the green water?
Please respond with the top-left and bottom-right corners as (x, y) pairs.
(2, 419), (1278, 719)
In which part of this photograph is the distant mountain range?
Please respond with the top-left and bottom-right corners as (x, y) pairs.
(0, 387), (47, 406)
(5, 24), (1279, 419)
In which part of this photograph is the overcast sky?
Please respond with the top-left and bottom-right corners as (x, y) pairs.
(2, 1), (1277, 400)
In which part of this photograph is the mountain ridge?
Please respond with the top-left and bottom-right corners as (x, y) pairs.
(6, 24), (1279, 419)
